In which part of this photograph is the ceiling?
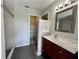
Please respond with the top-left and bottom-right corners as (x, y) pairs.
(3, 0), (55, 11)
(15, 0), (55, 11)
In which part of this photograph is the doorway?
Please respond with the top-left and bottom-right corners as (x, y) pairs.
(30, 15), (39, 50)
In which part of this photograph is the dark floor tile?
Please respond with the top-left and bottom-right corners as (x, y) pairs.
(11, 44), (44, 59)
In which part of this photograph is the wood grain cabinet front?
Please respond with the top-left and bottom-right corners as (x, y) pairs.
(42, 37), (78, 59)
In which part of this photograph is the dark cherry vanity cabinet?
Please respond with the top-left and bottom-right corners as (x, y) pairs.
(42, 37), (78, 59)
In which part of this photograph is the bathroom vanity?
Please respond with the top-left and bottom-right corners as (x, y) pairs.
(42, 35), (78, 59)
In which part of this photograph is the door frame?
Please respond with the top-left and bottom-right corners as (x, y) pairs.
(28, 14), (41, 44)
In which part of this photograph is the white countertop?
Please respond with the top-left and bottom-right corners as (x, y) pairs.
(43, 35), (78, 54)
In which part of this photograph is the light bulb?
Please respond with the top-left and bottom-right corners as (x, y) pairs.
(55, 6), (58, 10)
(65, 0), (69, 5)
(59, 4), (63, 8)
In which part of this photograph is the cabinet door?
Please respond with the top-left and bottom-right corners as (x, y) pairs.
(42, 38), (50, 52)
(58, 48), (73, 59)
(42, 38), (53, 58)
(49, 41), (58, 58)
(48, 40), (73, 59)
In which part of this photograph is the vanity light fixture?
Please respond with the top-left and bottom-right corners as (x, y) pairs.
(55, 0), (72, 10)
(55, 0), (77, 11)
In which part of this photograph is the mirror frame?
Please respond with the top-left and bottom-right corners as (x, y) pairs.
(55, 5), (77, 33)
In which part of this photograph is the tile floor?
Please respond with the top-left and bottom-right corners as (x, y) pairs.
(11, 44), (44, 59)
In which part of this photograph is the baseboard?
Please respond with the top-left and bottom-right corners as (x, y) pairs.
(36, 51), (42, 56)
(7, 47), (15, 59)
(15, 43), (30, 48)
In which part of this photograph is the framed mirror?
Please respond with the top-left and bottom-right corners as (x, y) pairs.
(55, 5), (77, 33)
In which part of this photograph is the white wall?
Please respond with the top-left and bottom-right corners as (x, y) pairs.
(14, 5), (41, 47)
(42, 0), (78, 40)
(3, 3), (41, 49)
(4, 8), (15, 50)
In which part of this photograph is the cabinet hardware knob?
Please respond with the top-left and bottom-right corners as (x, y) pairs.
(60, 51), (62, 54)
